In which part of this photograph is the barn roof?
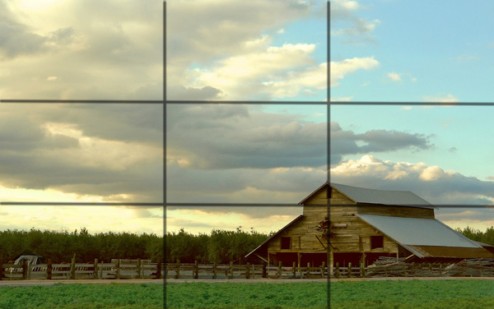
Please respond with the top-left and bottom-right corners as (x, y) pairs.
(358, 214), (493, 258)
(299, 182), (432, 208)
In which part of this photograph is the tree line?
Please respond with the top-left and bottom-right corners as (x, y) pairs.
(164, 225), (494, 264)
(165, 227), (271, 264)
(458, 226), (494, 245)
(0, 228), (163, 263)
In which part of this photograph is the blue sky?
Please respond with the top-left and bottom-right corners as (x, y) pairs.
(332, 0), (494, 102)
(1, 0), (494, 235)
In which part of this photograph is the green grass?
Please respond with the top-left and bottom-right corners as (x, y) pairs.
(330, 279), (494, 309)
(0, 283), (164, 309)
(166, 282), (328, 309)
(3, 279), (493, 309)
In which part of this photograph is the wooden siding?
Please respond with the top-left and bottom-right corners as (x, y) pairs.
(267, 215), (327, 254)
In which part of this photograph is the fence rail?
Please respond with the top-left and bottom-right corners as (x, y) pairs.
(0, 258), (163, 280)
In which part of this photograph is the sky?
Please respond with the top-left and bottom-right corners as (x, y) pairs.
(1, 0), (494, 236)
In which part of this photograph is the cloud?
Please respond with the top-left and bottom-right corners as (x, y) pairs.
(167, 0), (319, 100)
(330, 0), (380, 42)
(167, 105), (327, 170)
(0, 1), (48, 58)
(1, 0), (163, 99)
(331, 57), (379, 87)
(0, 104), (163, 202)
(167, 164), (327, 203)
(387, 72), (401, 82)
(169, 110), (429, 170)
(330, 122), (432, 163)
(331, 155), (494, 205)
(1, 1), (326, 101)
(184, 42), (324, 99)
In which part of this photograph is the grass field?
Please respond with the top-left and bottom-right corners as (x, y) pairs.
(0, 283), (164, 309)
(167, 279), (494, 309)
(166, 281), (328, 309)
(330, 279), (494, 309)
(3, 279), (494, 308)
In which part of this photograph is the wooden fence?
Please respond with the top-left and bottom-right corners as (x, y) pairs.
(0, 258), (164, 280)
(165, 258), (494, 279)
(165, 260), (329, 279)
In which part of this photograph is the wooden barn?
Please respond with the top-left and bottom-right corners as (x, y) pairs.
(246, 182), (494, 273)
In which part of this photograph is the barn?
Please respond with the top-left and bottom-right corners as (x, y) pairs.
(245, 182), (494, 273)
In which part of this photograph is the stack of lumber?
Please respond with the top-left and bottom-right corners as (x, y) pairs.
(443, 259), (494, 277)
(366, 257), (409, 277)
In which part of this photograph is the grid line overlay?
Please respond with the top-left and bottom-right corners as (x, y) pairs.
(1, 1), (493, 308)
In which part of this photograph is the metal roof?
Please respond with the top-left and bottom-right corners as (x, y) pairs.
(331, 183), (432, 207)
(358, 214), (480, 248)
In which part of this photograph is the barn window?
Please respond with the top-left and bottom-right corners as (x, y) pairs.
(370, 236), (384, 249)
(280, 237), (291, 249)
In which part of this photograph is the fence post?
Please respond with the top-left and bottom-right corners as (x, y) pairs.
(93, 259), (99, 279)
(156, 260), (162, 279)
(22, 259), (28, 280)
(347, 262), (352, 278)
(99, 260), (104, 279)
(174, 259), (180, 279)
(212, 262), (217, 279)
(360, 261), (365, 278)
(246, 263), (251, 279)
(116, 259), (121, 280)
(335, 263), (340, 278)
(47, 259), (52, 280)
(262, 262), (267, 278)
(137, 259), (142, 279)
(321, 262), (326, 278)
(305, 262), (310, 278)
(194, 260), (199, 279)
(229, 261), (233, 279)
(277, 261), (282, 278)
(292, 262), (296, 278)
(70, 255), (76, 279)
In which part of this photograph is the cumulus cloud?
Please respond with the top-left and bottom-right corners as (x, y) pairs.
(331, 155), (494, 205)
(167, 0), (321, 100)
(0, 104), (163, 202)
(331, 57), (379, 87)
(1, 1), (327, 101)
(185, 42), (325, 99)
